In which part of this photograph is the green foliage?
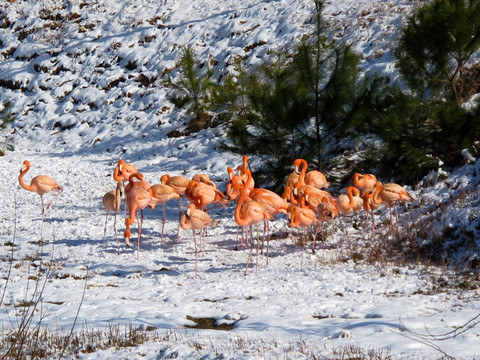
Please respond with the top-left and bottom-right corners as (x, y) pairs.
(0, 102), (14, 155)
(373, 0), (480, 183)
(221, 0), (391, 188)
(396, 0), (480, 105)
(163, 45), (217, 120)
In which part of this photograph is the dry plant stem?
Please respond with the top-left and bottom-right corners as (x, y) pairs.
(0, 195), (17, 309)
(59, 265), (88, 359)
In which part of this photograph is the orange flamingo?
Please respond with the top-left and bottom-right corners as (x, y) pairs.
(124, 173), (152, 259)
(305, 169), (330, 189)
(160, 174), (190, 242)
(180, 203), (219, 278)
(148, 183), (181, 244)
(185, 179), (228, 210)
(337, 186), (363, 215)
(284, 158), (304, 203)
(237, 155), (254, 188)
(352, 172), (377, 194)
(226, 166), (253, 201)
(302, 187), (338, 253)
(234, 168), (274, 275)
(247, 186), (288, 263)
(102, 182), (122, 254)
(18, 160), (63, 235)
(113, 159), (138, 183)
(377, 182), (414, 224)
(336, 186), (363, 246)
(362, 182), (384, 239)
(287, 203), (319, 266)
(114, 160), (139, 217)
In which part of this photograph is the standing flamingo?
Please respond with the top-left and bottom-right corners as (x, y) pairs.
(113, 159), (138, 183)
(304, 169), (330, 189)
(336, 186), (363, 246)
(303, 187), (338, 253)
(248, 187), (288, 263)
(180, 203), (219, 278)
(114, 159), (139, 217)
(160, 174), (190, 242)
(148, 183), (181, 244)
(18, 160), (63, 240)
(352, 172), (378, 233)
(377, 182), (414, 224)
(362, 182), (384, 240)
(124, 173), (152, 259)
(352, 172), (378, 194)
(234, 168), (274, 275)
(286, 203), (319, 267)
(102, 182), (122, 254)
(185, 179), (228, 210)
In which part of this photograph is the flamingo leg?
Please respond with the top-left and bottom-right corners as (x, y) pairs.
(40, 195), (45, 242)
(193, 231), (198, 278)
(244, 226), (254, 276)
(46, 187), (63, 211)
(161, 202), (166, 244)
(114, 212), (119, 255)
(103, 211), (108, 253)
(176, 197), (182, 242)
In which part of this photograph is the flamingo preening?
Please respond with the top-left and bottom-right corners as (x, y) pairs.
(124, 173), (152, 259)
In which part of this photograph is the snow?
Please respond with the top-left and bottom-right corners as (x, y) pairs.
(1, 0), (480, 359)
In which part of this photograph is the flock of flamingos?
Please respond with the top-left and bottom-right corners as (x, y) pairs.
(17, 156), (414, 276)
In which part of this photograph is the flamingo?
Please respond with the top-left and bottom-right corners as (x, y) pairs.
(336, 186), (363, 246)
(226, 166), (245, 201)
(283, 158), (303, 203)
(362, 182), (384, 240)
(286, 204), (319, 267)
(114, 159), (139, 217)
(302, 187), (338, 253)
(337, 186), (363, 215)
(352, 172), (378, 233)
(234, 168), (274, 275)
(160, 174), (190, 241)
(18, 160), (63, 240)
(124, 173), (152, 259)
(237, 155), (254, 188)
(113, 159), (138, 183)
(377, 182), (414, 224)
(185, 179), (228, 210)
(248, 187), (288, 263)
(148, 183), (181, 244)
(102, 182), (122, 254)
(192, 173), (218, 188)
(352, 172), (377, 194)
(180, 203), (219, 278)
(305, 170), (330, 189)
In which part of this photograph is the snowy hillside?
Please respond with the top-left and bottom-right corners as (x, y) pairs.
(1, 0), (480, 359)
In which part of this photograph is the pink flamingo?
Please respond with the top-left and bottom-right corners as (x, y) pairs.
(180, 203), (219, 278)
(102, 182), (122, 253)
(234, 168), (274, 275)
(18, 160), (63, 240)
(124, 173), (152, 259)
(148, 183), (181, 244)
(160, 174), (190, 242)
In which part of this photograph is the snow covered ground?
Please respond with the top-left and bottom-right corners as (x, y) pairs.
(1, 0), (480, 358)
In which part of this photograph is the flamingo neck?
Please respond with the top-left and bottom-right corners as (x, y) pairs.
(18, 164), (33, 192)
(234, 170), (253, 226)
